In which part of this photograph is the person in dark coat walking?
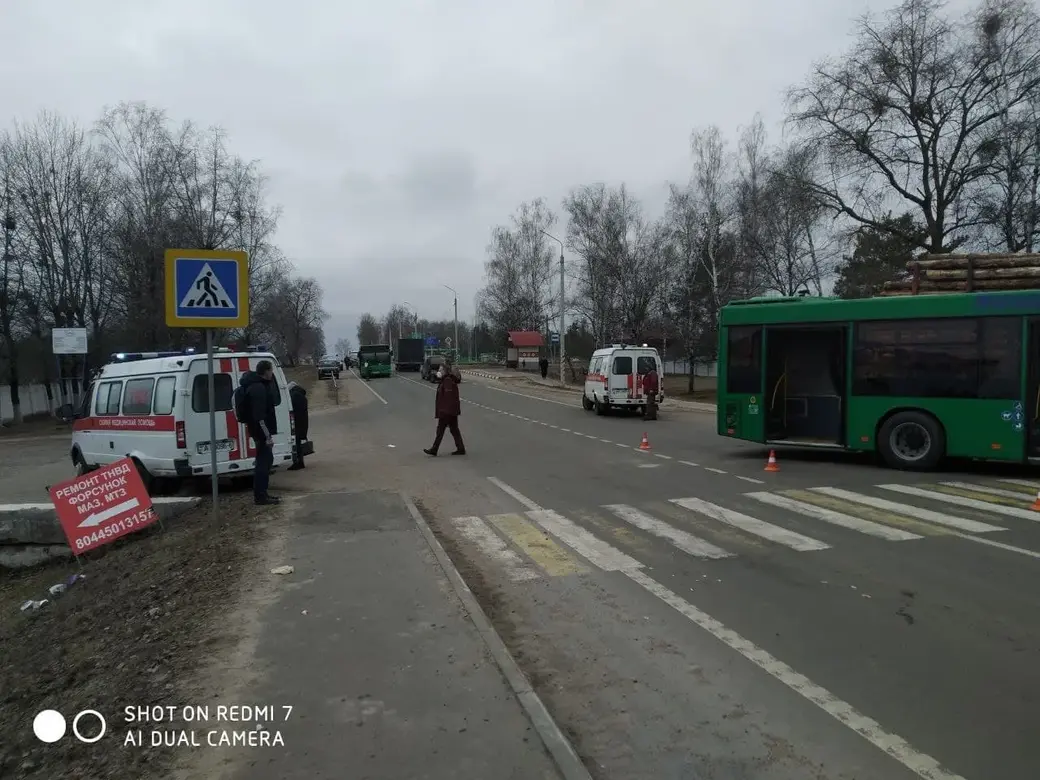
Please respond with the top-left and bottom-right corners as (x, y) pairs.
(424, 361), (465, 456)
(538, 356), (549, 379)
(287, 381), (309, 470)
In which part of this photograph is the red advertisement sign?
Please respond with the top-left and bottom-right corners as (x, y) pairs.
(49, 458), (156, 554)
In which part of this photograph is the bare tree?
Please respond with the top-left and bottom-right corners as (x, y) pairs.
(334, 337), (353, 358)
(264, 276), (327, 366)
(563, 184), (663, 343)
(758, 144), (839, 295)
(787, 0), (1040, 252)
(477, 199), (559, 333)
(969, 0), (1040, 251)
(356, 313), (383, 346)
(0, 143), (26, 422)
(733, 116), (771, 295)
(96, 102), (182, 347)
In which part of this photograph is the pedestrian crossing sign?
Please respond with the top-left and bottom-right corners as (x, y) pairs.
(165, 249), (250, 328)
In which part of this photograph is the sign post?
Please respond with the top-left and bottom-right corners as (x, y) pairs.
(164, 249), (249, 520)
(52, 327), (88, 411)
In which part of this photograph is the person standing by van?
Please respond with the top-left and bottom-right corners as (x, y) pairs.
(539, 356), (549, 379)
(241, 360), (280, 504)
(424, 360), (466, 456)
(287, 380), (309, 471)
(642, 364), (660, 421)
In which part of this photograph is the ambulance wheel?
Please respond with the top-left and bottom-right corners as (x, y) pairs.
(73, 452), (90, 476)
(582, 394), (593, 411)
(132, 458), (155, 494)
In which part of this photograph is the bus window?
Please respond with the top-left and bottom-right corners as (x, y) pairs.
(726, 327), (761, 394)
(853, 317), (1020, 399)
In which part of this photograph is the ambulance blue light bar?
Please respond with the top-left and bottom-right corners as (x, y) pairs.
(109, 348), (222, 363)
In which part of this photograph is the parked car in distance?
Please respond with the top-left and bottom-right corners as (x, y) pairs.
(317, 355), (341, 380)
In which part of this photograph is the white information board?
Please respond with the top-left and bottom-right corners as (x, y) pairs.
(52, 328), (88, 355)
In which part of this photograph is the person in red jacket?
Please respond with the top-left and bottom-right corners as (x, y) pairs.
(642, 365), (660, 420)
(424, 361), (466, 456)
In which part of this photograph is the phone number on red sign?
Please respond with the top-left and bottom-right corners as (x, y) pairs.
(75, 508), (155, 550)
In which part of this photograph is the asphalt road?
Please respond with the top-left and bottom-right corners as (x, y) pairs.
(368, 370), (1040, 780)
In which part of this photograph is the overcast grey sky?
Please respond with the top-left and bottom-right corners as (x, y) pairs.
(3, 0), (951, 344)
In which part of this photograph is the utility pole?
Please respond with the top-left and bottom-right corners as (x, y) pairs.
(540, 230), (566, 386)
(444, 285), (458, 362)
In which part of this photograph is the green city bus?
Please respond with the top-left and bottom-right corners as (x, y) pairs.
(717, 290), (1040, 471)
(358, 344), (393, 379)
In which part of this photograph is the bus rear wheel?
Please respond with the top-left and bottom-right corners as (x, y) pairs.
(878, 411), (945, 471)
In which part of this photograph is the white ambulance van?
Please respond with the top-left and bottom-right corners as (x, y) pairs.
(581, 344), (664, 416)
(70, 348), (295, 492)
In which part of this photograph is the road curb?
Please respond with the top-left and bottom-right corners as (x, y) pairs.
(401, 492), (592, 780)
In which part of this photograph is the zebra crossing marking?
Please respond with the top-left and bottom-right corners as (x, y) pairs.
(939, 481), (1036, 501)
(602, 504), (734, 559)
(451, 516), (541, 582)
(878, 483), (1040, 523)
(487, 513), (589, 577)
(746, 491), (922, 541)
(810, 487), (1004, 534)
(670, 496), (830, 552)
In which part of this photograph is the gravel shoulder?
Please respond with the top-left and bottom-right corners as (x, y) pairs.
(0, 492), (276, 779)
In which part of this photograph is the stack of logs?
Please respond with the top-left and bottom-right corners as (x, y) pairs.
(880, 252), (1040, 296)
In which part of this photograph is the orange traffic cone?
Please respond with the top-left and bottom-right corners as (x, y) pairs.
(764, 450), (780, 472)
(1031, 490), (1040, 512)
(639, 432), (651, 451)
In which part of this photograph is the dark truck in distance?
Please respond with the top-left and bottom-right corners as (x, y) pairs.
(395, 337), (424, 372)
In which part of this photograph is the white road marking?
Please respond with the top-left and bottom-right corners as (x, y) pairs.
(626, 570), (968, 780)
(679, 460), (699, 467)
(483, 383), (577, 407)
(616, 442), (629, 448)
(735, 475), (765, 485)
(671, 497), (830, 552)
(746, 492), (921, 541)
(351, 369), (388, 404)
(599, 438), (612, 443)
(560, 428), (571, 433)
(603, 504), (733, 559)
(654, 453), (672, 460)
(451, 516), (540, 581)
(480, 480), (966, 780)
(950, 530), (1040, 559)
(487, 476), (543, 511)
(999, 478), (1040, 490)
(940, 482), (1036, 501)
(878, 483), (1040, 523)
(704, 467), (728, 475)
(810, 487), (1004, 534)
(526, 509), (642, 571)
(637, 463), (661, 469)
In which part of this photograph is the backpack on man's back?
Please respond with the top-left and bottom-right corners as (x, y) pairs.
(233, 385), (252, 424)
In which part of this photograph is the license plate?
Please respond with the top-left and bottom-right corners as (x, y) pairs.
(197, 439), (236, 455)
(612, 388), (628, 396)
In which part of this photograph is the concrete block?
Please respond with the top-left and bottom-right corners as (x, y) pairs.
(0, 497), (201, 569)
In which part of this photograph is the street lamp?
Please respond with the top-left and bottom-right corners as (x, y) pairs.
(443, 285), (459, 361)
(540, 230), (566, 386)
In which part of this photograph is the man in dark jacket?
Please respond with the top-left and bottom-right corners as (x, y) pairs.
(538, 356), (549, 379)
(287, 381), (309, 471)
(423, 361), (465, 456)
(242, 360), (279, 504)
